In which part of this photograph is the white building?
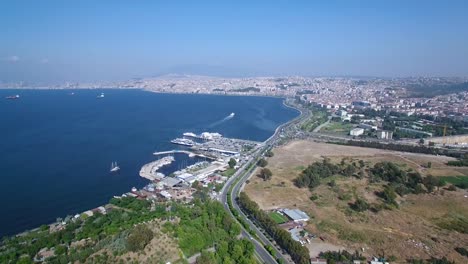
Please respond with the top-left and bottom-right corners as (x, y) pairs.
(336, 110), (348, 117)
(282, 209), (310, 222)
(377, 130), (393, 140)
(350, 128), (364, 136)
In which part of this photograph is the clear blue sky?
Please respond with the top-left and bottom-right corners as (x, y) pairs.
(1, 0), (468, 83)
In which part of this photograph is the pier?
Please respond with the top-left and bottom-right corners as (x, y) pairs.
(139, 156), (175, 181)
(153, 149), (215, 160)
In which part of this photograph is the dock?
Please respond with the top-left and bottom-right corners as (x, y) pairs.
(153, 149), (215, 160)
(139, 156), (175, 181)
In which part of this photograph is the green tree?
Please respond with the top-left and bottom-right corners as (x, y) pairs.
(257, 158), (268, 167)
(259, 168), (272, 181)
(228, 158), (237, 169)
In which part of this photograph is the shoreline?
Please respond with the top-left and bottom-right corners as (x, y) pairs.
(0, 87), (290, 99)
(1, 91), (301, 239)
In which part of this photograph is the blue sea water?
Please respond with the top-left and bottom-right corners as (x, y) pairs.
(0, 89), (298, 237)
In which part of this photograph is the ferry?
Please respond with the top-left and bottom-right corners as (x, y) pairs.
(6, 95), (20, 99)
(110, 162), (120, 172)
(183, 132), (198, 138)
(170, 138), (195, 147)
(97, 93), (105, 99)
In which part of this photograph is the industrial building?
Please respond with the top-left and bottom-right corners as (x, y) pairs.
(350, 128), (365, 136)
(282, 209), (310, 222)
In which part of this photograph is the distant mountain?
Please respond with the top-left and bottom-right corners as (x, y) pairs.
(153, 64), (259, 78)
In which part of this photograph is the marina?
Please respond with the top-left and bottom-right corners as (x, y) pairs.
(139, 156), (175, 181)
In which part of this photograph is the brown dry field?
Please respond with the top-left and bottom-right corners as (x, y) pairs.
(244, 140), (468, 263)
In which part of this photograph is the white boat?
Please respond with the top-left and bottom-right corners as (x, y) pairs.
(97, 93), (105, 98)
(171, 138), (195, 146)
(229, 112), (235, 117)
(110, 162), (120, 172)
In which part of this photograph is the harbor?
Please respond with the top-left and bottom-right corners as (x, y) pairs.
(139, 156), (175, 181)
(132, 131), (261, 204)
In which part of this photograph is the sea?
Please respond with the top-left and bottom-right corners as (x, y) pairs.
(0, 89), (299, 237)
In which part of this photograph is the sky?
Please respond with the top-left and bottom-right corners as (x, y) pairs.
(1, 0), (468, 83)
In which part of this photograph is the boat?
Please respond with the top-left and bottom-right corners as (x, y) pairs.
(229, 112), (235, 117)
(6, 95), (20, 99)
(110, 162), (120, 172)
(183, 132), (198, 138)
(170, 138), (195, 147)
(97, 93), (105, 99)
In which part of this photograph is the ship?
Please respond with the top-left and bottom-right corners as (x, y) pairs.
(229, 112), (235, 117)
(183, 132), (198, 138)
(170, 138), (195, 147)
(110, 162), (120, 172)
(6, 95), (20, 99)
(97, 93), (105, 99)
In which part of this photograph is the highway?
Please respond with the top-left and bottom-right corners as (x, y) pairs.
(220, 100), (307, 264)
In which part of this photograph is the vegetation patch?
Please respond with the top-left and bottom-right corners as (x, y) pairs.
(441, 176), (468, 189)
(269, 212), (288, 224)
(436, 213), (468, 234)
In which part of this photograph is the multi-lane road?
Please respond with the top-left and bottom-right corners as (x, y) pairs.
(219, 101), (307, 263)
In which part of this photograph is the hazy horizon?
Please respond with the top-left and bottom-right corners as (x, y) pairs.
(2, 1), (468, 83)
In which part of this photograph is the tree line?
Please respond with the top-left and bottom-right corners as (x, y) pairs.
(332, 140), (466, 158)
(237, 192), (310, 264)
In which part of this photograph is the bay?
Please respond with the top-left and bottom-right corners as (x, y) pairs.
(0, 89), (298, 237)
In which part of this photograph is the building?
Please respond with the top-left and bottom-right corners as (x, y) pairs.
(359, 123), (378, 130)
(377, 130), (393, 140)
(350, 128), (365, 136)
(159, 190), (172, 200)
(352, 101), (371, 109)
(282, 209), (310, 222)
(336, 109), (348, 117)
(370, 257), (390, 264)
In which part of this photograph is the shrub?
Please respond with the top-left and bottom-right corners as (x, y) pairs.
(350, 198), (370, 212)
(126, 225), (153, 252)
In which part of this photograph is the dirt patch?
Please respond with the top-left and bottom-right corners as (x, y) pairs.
(244, 140), (468, 262)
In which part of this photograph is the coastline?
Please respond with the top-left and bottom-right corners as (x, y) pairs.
(1, 91), (300, 238)
(0, 86), (289, 99)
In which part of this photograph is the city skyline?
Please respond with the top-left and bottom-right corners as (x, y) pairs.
(1, 0), (468, 83)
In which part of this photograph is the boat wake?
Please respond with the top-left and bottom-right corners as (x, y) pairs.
(208, 112), (235, 128)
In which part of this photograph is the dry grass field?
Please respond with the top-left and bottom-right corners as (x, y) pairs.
(244, 140), (468, 263)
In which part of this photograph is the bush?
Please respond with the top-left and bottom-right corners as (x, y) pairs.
(455, 247), (468, 257)
(350, 198), (370, 212)
(310, 194), (319, 201)
(126, 225), (153, 252)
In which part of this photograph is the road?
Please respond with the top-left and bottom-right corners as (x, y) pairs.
(220, 101), (306, 263)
